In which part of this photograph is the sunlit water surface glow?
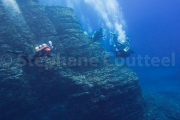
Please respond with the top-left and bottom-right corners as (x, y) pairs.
(39, 0), (127, 43)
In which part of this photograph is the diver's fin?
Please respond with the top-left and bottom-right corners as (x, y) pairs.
(6, 50), (23, 54)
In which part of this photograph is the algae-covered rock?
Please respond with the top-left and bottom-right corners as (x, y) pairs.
(0, 0), (144, 120)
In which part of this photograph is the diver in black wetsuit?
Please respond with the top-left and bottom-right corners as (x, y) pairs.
(91, 28), (106, 42)
(110, 34), (134, 58)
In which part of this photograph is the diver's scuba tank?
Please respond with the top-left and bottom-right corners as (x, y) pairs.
(35, 46), (40, 51)
(48, 41), (53, 48)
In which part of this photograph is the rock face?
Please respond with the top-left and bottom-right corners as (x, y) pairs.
(0, 0), (144, 119)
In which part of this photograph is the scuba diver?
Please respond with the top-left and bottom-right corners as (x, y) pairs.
(109, 32), (130, 50)
(7, 41), (54, 63)
(32, 41), (53, 62)
(112, 44), (135, 58)
(91, 28), (106, 42)
(109, 33), (134, 58)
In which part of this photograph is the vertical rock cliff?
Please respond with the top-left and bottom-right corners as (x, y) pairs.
(0, 0), (144, 119)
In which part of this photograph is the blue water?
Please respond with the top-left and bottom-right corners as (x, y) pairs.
(120, 0), (180, 95)
(40, 0), (180, 92)
(39, 0), (180, 103)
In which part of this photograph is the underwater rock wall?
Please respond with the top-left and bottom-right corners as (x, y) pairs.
(0, 0), (144, 120)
